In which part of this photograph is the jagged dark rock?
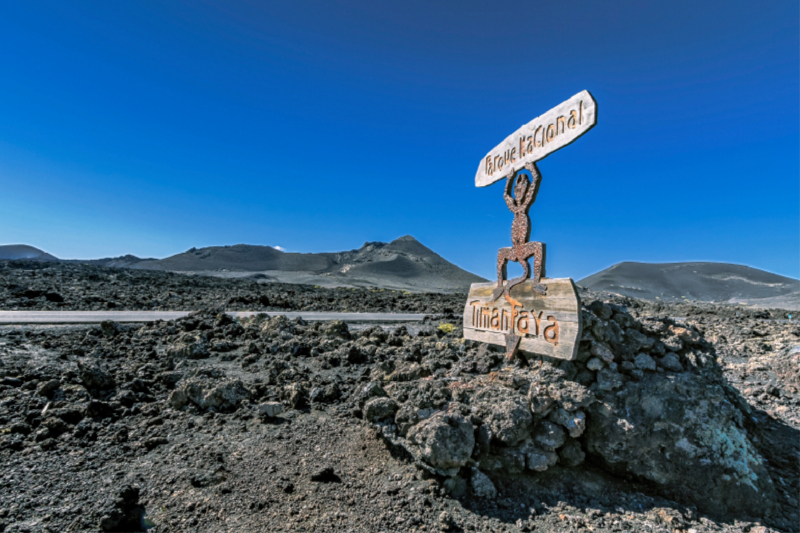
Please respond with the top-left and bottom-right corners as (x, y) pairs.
(0, 265), (796, 532)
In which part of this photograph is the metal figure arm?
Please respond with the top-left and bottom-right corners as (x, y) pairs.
(522, 163), (541, 207)
(503, 169), (517, 210)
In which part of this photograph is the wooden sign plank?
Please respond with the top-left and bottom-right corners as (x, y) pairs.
(475, 90), (597, 187)
(462, 278), (582, 361)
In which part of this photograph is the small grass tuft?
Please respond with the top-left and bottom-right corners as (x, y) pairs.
(438, 323), (455, 334)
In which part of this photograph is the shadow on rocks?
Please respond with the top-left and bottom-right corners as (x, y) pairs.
(371, 299), (799, 532)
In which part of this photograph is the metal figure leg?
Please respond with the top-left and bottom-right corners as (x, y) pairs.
(503, 241), (547, 296)
(492, 247), (514, 301)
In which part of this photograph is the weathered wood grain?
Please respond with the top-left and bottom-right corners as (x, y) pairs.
(475, 90), (597, 187)
(462, 278), (582, 361)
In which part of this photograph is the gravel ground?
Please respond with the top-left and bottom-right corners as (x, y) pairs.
(0, 263), (797, 533)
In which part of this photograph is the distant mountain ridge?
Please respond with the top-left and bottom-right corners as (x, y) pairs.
(7, 242), (797, 303)
(579, 262), (799, 308)
(0, 245), (152, 268)
(1, 237), (484, 292)
(0, 244), (58, 262)
(68, 255), (154, 268)
(132, 236), (486, 292)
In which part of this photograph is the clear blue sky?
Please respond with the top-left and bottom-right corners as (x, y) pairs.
(1, 1), (797, 280)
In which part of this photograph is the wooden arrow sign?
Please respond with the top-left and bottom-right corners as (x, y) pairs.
(475, 90), (597, 187)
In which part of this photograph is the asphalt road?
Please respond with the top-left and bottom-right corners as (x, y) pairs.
(0, 311), (430, 324)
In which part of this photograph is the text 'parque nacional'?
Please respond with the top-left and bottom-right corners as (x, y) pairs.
(475, 90), (597, 187)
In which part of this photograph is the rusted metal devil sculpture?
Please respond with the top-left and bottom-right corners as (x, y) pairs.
(492, 161), (547, 302)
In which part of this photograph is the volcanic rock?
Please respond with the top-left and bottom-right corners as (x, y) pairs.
(98, 484), (143, 532)
(558, 438), (586, 466)
(585, 373), (777, 518)
(658, 352), (683, 371)
(0, 262), (795, 532)
(169, 377), (250, 412)
(533, 420), (567, 451)
(407, 413), (475, 473)
(77, 359), (115, 392)
(167, 335), (210, 360)
(469, 468), (497, 499)
(364, 397), (399, 422)
(257, 401), (284, 418)
(471, 387), (532, 447)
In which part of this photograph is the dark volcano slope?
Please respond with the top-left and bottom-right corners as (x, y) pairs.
(134, 244), (332, 272)
(0, 244), (58, 262)
(133, 236), (485, 292)
(0, 245), (152, 268)
(579, 261), (799, 303)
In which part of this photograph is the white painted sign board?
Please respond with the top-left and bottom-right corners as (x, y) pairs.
(475, 90), (597, 187)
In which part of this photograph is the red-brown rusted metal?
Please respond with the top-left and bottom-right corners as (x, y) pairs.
(505, 333), (521, 361)
(489, 162), (548, 361)
(491, 162), (547, 302)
